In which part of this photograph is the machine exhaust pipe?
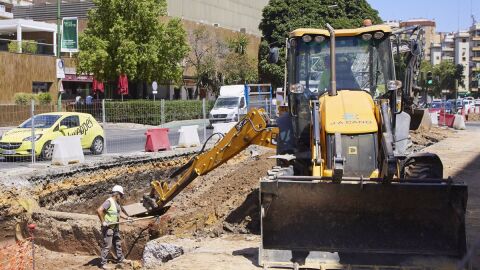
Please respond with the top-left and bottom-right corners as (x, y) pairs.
(326, 23), (336, 96)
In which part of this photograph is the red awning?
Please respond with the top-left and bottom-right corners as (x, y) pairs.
(93, 79), (105, 93)
(63, 74), (94, 82)
(117, 74), (129, 95)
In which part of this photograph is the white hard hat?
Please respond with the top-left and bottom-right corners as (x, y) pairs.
(112, 185), (124, 195)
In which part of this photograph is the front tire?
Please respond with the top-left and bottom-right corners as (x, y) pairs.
(90, 136), (104, 155)
(40, 141), (54, 160)
(403, 153), (443, 179)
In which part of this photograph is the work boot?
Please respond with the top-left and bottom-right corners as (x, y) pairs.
(101, 264), (113, 270)
(117, 258), (132, 265)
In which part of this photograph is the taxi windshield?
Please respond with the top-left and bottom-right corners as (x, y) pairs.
(19, 115), (61, 129)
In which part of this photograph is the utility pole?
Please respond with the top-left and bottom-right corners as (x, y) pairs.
(56, 0), (62, 112)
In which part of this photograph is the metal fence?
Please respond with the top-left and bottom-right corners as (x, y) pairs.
(0, 99), (215, 166)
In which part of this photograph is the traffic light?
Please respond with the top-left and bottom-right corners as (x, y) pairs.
(426, 71), (433, 85)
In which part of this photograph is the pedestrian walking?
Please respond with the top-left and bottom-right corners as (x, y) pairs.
(96, 185), (132, 269)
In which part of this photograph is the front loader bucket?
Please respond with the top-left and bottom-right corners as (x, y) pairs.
(409, 109), (432, 131)
(260, 179), (467, 266)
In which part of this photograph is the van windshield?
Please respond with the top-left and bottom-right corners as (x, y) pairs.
(214, 97), (239, 108)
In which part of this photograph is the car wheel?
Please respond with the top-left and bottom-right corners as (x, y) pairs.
(40, 141), (54, 160)
(90, 136), (104, 155)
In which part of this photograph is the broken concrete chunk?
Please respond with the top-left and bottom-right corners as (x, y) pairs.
(142, 241), (184, 268)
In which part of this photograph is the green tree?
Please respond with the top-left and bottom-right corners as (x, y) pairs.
(258, 0), (382, 86)
(222, 33), (258, 85)
(77, 0), (189, 90)
(429, 61), (464, 97)
(185, 26), (227, 97)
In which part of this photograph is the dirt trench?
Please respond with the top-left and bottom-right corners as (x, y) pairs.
(7, 148), (275, 262)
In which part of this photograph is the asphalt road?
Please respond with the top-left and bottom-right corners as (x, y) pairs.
(0, 126), (213, 170)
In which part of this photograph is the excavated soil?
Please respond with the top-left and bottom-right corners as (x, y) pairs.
(409, 125), (454, 152)
(0, 126), (461, 269)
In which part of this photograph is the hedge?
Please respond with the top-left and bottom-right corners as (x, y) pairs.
(73, 100), (215, 125)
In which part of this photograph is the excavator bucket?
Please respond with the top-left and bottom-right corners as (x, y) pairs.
(409, 109), (432, 131)
(260, 178), (467, 267)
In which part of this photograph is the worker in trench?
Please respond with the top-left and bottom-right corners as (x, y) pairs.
(97, 185), (132, 269)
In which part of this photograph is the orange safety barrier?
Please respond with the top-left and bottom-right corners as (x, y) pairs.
(0, 238), (33, 270)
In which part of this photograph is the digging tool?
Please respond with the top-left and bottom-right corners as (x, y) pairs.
(106, 215), (158, 226)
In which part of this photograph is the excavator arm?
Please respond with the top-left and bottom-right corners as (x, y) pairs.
(125, 109), (278, 216)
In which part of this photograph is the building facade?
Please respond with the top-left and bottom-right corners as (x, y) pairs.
(1, 0), (269, 103)
(470, 23), (480, 94)
(454, 31), (470, 93)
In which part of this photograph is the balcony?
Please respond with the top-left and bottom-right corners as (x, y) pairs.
(0, 39), (54, 55)
(472, 36), (480, 41)
(0, 19), (57, 56)
(442, 46), (454, 52)
(0, 5), (13, 19)
(473, 46), (480, 52)
(473, 57), (480, 62)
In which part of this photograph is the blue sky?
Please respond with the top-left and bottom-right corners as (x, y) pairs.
(367, 0), (480, 32)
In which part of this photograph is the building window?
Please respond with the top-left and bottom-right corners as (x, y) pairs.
(462, 38), (467, 43)
(436, 56), (440, 60)
(463, 57), (466, 61)
(32, 82), (52, 93)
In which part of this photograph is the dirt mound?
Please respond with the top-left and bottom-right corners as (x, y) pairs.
(409, 126), (454, 152)
(150, 148), (275, 238)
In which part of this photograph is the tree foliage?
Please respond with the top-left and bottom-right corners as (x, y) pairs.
(222, 33), (258, 85)
(258, 0), (382, 86)
(77, 0), (189, 85)
(420, 61), (465, 97)
(185, 25), (227, 96)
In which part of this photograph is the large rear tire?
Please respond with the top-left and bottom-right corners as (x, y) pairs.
(403, 153), (443, 179)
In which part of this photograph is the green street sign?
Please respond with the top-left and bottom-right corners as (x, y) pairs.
(61, 17), (78, 52)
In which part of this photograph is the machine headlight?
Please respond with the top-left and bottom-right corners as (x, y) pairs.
(23, 134), (42, 142)
(373, 31), (384, 39)
(361, 33), (372, 41)
(314, 35), (325, 43)
(302, 35), (312, 43)
(290, 83), (305, 94)
(387, 80), (402, 91)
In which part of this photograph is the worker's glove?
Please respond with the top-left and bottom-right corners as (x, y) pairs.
(102, 221), (109, 227)
(127, 217), (133, 224)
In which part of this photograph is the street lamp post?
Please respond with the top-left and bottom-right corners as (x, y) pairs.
(57, 0), (62, 112)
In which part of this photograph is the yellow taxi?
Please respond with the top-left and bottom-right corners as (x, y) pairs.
(0, 112), (105, 159)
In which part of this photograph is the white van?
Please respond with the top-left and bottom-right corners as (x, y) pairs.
(208, 85), (247, 125)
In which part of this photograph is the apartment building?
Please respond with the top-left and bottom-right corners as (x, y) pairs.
(470, 23), (480, 93)
(454, 31), (470, 93)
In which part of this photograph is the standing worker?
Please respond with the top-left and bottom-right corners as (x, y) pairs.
(97, 185), (132, 269)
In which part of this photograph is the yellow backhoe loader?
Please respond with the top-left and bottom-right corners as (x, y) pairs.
(125, 23), (468, 269)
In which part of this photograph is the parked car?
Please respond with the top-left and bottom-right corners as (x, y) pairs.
(428, 101), (454, 114)
(0, 112), (104, 160)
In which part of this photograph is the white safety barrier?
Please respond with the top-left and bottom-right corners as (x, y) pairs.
(452, 115), (466, 130)
(51, 135), (85, 166)
(212, 122), (237, 140)
(475, 106), (480, 114)
(429, 112), (438, 126)
(177, 125), (201, 147)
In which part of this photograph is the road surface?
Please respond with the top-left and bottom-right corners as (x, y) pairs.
(0, 125), (213, 170)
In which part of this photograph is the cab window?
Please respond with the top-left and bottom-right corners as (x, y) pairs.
(60, 115), (80, 128)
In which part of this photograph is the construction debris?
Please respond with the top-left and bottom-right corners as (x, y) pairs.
(142, 242), (184, 268)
